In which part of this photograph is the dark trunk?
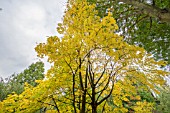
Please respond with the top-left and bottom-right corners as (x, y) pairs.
(73, 74), (77, 113)
(92, 84), (97, 113)
(81, 92), (86, 113)
(81, 66), (88, 113)
(92, 103), (97, 113)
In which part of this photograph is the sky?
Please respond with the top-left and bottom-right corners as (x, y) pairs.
(0, 0), (67, 78)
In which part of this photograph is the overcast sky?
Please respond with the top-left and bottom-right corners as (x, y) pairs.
(0, 0), (67, 78)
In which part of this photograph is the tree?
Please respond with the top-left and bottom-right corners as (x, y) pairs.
(87, 0), (170, 64)
(12, 61), (45, 86)
(155, 86), (170, 113)
(0, 0), (169, 112)
(0, 61), (44, 101)
(0, 78), (6, 102)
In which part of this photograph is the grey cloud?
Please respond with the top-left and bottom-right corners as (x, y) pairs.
(0, 0), (66, 78)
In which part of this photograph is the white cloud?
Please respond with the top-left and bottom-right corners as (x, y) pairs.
(0, 0), (67, 78)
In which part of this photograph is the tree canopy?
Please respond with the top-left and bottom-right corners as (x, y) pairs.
(88, 0), (170, 64)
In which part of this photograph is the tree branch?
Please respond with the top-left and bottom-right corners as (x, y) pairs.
(117, 0), (170, 23)
(52, 97), (60, 113)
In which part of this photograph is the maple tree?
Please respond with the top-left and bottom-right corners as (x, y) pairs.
(0, 0), (169, 113)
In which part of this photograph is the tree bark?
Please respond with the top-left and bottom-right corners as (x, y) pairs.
(73, 74), (77, 113)
(92, 85), (97, 113)
(117, 0), (170, 23)
(81, 66), (88, 113)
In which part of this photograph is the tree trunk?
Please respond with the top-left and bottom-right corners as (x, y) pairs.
(92, 103), (97, 113)
(92, 85), (97, 113)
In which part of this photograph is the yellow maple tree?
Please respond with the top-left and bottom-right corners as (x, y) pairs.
(0, 0), (169, 113)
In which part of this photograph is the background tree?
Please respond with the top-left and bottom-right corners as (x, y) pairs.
(155, 86), (170, 113)
(12, 61), (45, 86)
(0, 61), (44, 101)
(0, 1), (169, 112)
(87, 0), (170, 64)
(0, 78), (6, 102)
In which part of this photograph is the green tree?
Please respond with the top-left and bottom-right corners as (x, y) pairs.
(0, 78), (6, 102)
(88, 0), (170, 64)
(12, 61), (45, 86)
(0, 61), (44, 101)
(155, 86), (170, 113)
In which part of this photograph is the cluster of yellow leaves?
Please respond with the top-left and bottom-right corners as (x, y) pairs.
(0, 77), (75, 113)
(110, 78), (155, 113)
(133, 101), (154, 113)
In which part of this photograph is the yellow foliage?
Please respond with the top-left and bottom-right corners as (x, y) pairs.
(46, 110), (58, 113)
(133, 101), (154, 113)
(0, 0), (169, 113)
